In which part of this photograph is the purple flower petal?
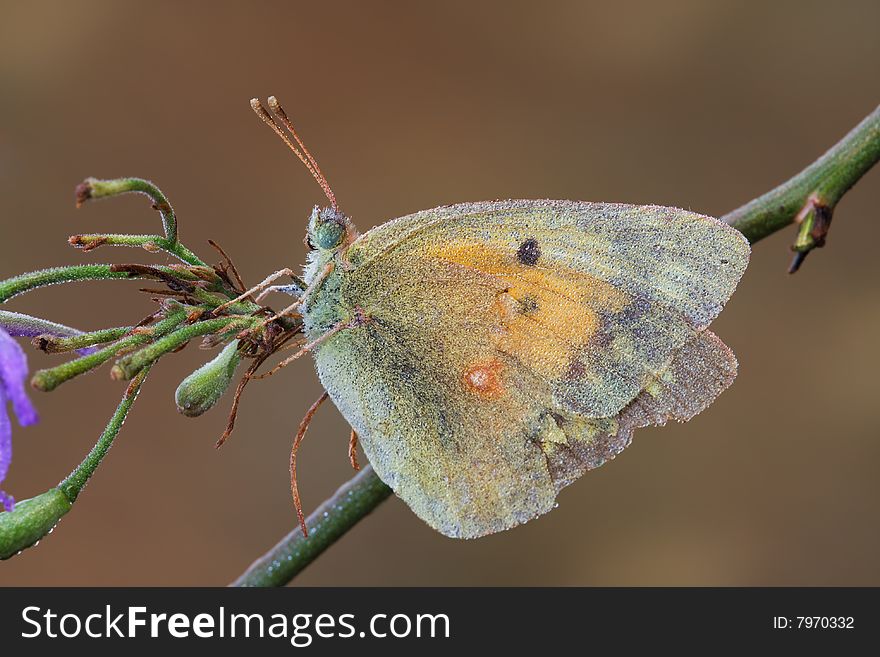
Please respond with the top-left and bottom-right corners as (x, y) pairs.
(0, 386), (14, 512)
(0, 310), (81, 339)
(0, 310), (97, 356)
(0, 328), (39, 426)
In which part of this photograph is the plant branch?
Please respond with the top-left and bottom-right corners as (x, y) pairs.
(0, 366), (150, 559)
(0, 264), (212, 304)
(231, 465), (393, 587)
(0, 174), (266, 560)
(31, 310), (186, 392)
(110, 316), (253, 381)
(69, 233), (205, 268)
(59, 366), (151, 502)
(76, 177), (186, 252)
(722, 104), (880, 270)
(0, 265), (144, 303)
(231, 103), (880, 587)
(34, 326), (132, 354)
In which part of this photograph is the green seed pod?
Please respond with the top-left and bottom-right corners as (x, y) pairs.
(175, 340), (241, 418)
(0, 488), (72, 560)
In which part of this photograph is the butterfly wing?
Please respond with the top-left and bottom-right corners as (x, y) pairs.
(309, 200), (749, 538)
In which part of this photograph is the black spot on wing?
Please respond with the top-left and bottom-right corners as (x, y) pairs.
(516, 237), (541, 266)
(519, 295), (539, 314)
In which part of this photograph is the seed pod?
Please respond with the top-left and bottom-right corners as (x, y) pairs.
(175, 341), (241, 417)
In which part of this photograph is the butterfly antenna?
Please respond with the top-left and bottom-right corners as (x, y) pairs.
(250, 97), (338, 210)
(266, 97), (333, 202)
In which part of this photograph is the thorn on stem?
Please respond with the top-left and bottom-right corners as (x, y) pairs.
(788, 251), (809, 274)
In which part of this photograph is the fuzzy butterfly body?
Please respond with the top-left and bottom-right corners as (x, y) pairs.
(301, 200), (749, 538)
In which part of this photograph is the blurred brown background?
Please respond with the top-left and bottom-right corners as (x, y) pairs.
(1, 1), (878, 586)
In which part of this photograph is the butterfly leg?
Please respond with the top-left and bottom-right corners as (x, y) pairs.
(259, 299), (303, 327)
(260, 261), (335, 327)
(348, 429), (361, 471)
(255, 307), (370, 380)
(214, 268), (298, 313)
(290, 390), (330, 538)
(255, 283), (305, 304)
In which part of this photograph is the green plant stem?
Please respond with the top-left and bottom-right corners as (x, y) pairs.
(59, 366), (151, 502)
(0, 265), (140, 303)
(722, 104), (880, 244)
(79, 177), (184, 249)
(69, 233), (205, 267)
(231, 103), (880, 588)
(111, 316), (252, 380)
(231, 466), (393, 587)
(31, 311), (186, 391)
(36, 326), (132, 354)
(0, 264), (203, 304)
(1, 366), (150, 559)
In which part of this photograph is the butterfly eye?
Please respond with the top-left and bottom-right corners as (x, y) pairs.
(308, 206), (349, 250)
(312, 218), (345, 250)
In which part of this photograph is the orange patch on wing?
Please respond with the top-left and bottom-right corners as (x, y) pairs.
(463, 359), (506, 399)
(427, 241), (630, 378)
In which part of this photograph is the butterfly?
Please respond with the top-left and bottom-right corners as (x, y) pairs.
(236, 97), (750, 539)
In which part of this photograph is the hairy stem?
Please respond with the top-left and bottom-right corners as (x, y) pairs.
(0, 264), (208, 304)
(0, 265), (141, 303)
(231, 466), (393, 587)
(1, 366), (150, 559)
(722, 104), (880, 246)
(31, 310), (186, 392)
(231, 103), (880, 588)
(110, 316), (252, 380)
(59, 366), (151, 502)
(69, 233), (205, 267)
(35, 326), (132, 354)
(77, 177), (186, 252)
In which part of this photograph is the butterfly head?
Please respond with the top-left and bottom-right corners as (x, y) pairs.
(307, 205), (357, 252)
